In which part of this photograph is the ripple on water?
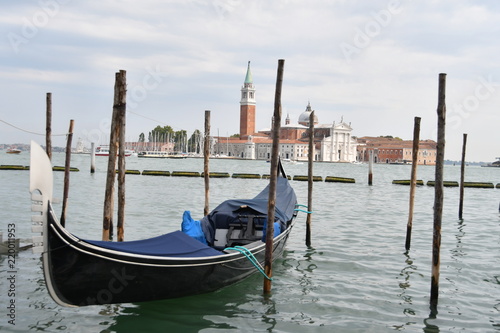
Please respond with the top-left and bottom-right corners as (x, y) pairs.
(1, 155), (499, 332)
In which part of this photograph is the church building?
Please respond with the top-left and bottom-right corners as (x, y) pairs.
(213, 62), (357, 162)
(319, 119), (357, 162)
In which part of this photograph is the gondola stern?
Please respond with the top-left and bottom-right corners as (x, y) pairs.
(30, 141), (74, 307)
(29, 140), (53, 254)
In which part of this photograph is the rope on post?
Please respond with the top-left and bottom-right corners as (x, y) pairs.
(225, 246), (272, 281)
(295, 204), (313, 215)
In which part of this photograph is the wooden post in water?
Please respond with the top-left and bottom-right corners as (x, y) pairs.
(116, 70), (127, 242)
(60, 119), (74, 227)
(203, 110), (210, 216)
(405, 116), (421, 251)
(264, 59), (284, 294)
(430, 73), (447, 310)
(90, 142), (96, 173)
(46, 92), (52, 160)
(103, 70), (126, 241)
(305, 111), (314, 247)
(368, 150), (373, 185)
(458, 133), (467, 220)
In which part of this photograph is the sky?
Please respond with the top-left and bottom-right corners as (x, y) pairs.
(1, 0), (499, 162)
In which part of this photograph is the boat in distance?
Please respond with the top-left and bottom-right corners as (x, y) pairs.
(95, 145), (134, 157)
(481, 157), (500, 168)
(138, 151), (187, 158)
(29, 141), (298, 307)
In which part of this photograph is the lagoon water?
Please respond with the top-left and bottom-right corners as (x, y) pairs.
(0, 151), (499, 332)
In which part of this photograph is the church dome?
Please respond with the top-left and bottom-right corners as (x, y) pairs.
(298, 102), (319, 126)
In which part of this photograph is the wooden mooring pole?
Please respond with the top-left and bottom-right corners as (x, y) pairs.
(430, 73), (447, 310)
(103, 70), (126, 241)
(60, 119), (74, 227)
(368, 150), (373, 185)
(116, 70), (127, 242)
(458, 133), (467, 220)
(405, 116), (421, 251)
(204, 110), (210, 216)
(90, 142), (96, 173)
(305, 111), (314, 247)
(264, 59), (284, 294)
(46, 92), (52, 160)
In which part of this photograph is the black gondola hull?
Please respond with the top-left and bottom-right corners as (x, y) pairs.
(46, 206), (292, 306)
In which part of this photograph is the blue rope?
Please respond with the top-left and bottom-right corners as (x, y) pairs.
(295, 204), (313, 214)
(294, 208), (313, 214)
(224, 245), (273, 281)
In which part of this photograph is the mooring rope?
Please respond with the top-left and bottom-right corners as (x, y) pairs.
(295, 204), (313, 214)
(0, 118), (67, 136)
(224, 245), (272, 281)
(294, 208), (313, 214)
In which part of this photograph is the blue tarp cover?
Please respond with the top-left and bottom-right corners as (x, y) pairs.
(209, 176), (297, 225)
(201, 176), (297, 245)
(84, 230), (223, 258)
(181, 210), (208, 244)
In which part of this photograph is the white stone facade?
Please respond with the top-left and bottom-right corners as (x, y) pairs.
(320, 122), (358, 162)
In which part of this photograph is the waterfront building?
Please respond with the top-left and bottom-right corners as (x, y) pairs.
(213, 136), (310, 161)
(357, 137), (437, 165)
(213, 62), (357, 161)
(319, 121), (358, 162)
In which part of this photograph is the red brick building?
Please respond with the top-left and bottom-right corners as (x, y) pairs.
(357, 137), (437, 165)
(239, 61), (256, 140)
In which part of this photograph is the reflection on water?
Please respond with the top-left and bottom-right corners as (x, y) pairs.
(451, 219), (465, 260)
(296, 247), (319, 296)
(398, 252), (419, 316)
(423, 313), (440, 333)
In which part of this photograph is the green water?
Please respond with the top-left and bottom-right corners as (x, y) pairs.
(0, 152), (499, 332)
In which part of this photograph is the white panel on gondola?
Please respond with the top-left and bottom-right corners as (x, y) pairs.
(31, 193), (43, 201)
(32, 235), (43, 244)
(32, 246), (44, 254)
(32, 226), (43, 233)
(31, 215), (43, 222)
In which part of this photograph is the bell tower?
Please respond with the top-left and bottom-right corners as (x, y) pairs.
(240, 61), (256, 139)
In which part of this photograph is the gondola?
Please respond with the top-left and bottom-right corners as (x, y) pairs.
(29, 141), (298, 307)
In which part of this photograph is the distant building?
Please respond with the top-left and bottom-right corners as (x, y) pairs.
(213, 62), (357, 161)
(320, 121), (357, 162)
(357, 137), (437, 165)
(239, 61), (256, 140)
(124, 141), (175, 153)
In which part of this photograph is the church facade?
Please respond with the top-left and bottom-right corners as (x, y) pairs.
(319, 121), (357, 162)
(213, 62), (357, 162)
